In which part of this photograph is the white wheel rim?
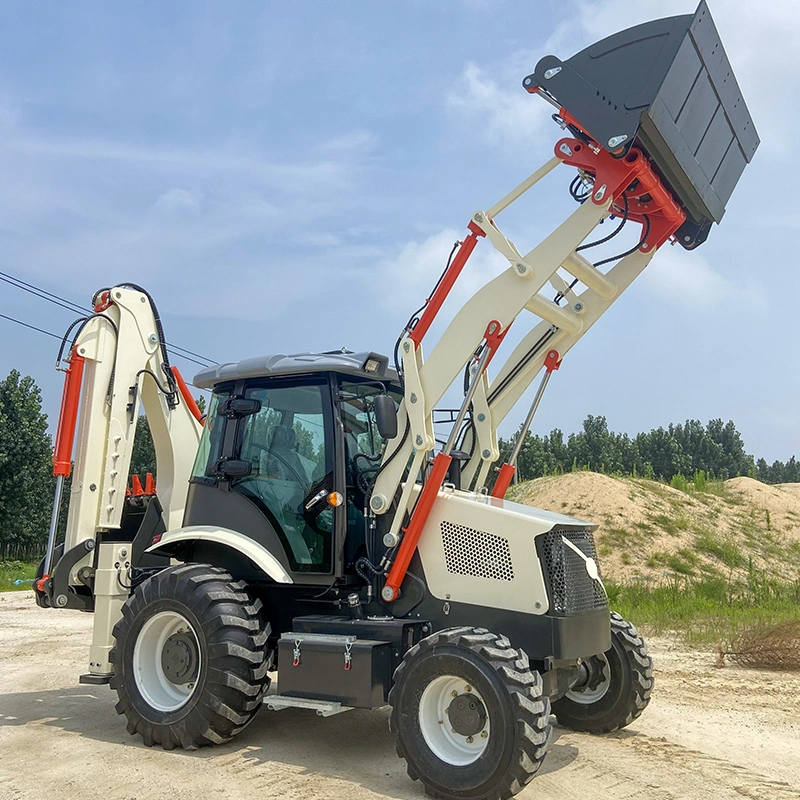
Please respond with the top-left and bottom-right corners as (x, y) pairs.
(418, 675), (490, 766)
(567, 653), (611, 704)
(133, 611), (201, 712)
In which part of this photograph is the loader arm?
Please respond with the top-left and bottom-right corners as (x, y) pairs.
(372, 0), (757, 602)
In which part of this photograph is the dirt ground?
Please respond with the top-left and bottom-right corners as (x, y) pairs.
(1, 591), (799, 800)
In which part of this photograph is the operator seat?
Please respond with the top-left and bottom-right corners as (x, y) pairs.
(263, 425), (310, 485)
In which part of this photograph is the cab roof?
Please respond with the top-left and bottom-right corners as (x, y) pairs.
(193, 350), (396, 389)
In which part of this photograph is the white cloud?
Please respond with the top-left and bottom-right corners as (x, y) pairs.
(0, 102), (384, 321)
(643, 246), (764, 310)
(447, 62), (553, 150)
(374, 227), (508, 321)
(151, 188), (203, 215)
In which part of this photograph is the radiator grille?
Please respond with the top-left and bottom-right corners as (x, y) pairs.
(441, 521), (514, 582)
(537, 528), (608, 614)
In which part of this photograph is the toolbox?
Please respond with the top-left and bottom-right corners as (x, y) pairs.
(277, 632), (391, 709)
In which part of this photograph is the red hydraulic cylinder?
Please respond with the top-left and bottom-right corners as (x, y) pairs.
(491, 463), (516, 499)
(172, 365), (204, 424)
(408, 225), (484, 347)
(382, 452), (452, 601)
(52, 351), (86, 477)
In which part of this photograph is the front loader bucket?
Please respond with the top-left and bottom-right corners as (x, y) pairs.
(524, 1), (758, 248)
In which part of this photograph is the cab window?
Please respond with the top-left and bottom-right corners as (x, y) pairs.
(190, 388), (231, 484)
(231, 380), (334, 573)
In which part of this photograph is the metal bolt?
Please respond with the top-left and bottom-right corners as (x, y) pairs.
(381, 586), (395, 601)
(473, 212), (484, 223)
(594, 184), (607, 201)
(608, 134), (628, 148)
(115, 292), (122, 299)
(559, 142), (573, 157)
(383, 532), (399, 547)
(370, 495), (386, 512)
(403, 341), (411, 353)
(516, 263), (526, 274)
(466, 736), (474, 744)
(523, 77), (532, 86)
(89, 483), (97, 491)
(488, 322), (498, 334)
(465, 685), (472, 692)
(187, 683), (194, 689)
(438, 719), (444, 725)
(140, 296), (146, 303)
(642, 242), (649, 249)
(535, 601), (542, 609)
(410, 393), (417, 404)
(684, 235), (691, 242)
(148, 333), (158, 344)
(451, 690), (458, 698)
(415, 435), (424, 446)
(543, 67), (561, 79)
(573, 302), (584, 313)
(480, 730), (488, 739)
(56, 595), (68, 607)
(79, 348), (85, 355)
(482, 449), (491, 459)
(477, 413), (486, 422)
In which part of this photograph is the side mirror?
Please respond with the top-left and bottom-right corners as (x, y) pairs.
(214, 459), (252, 479)
(218, 397), (262, 418)
(373, 393), (398, 440)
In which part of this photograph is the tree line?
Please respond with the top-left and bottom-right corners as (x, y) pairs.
(1, 369), (797, 562)
(498, 414), (799, 484)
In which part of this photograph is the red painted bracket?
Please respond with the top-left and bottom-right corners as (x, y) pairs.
(544, 349), (562, 373)
(554, 134), (685, 250)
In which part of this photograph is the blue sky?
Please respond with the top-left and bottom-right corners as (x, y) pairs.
(0, 0), (796, 463)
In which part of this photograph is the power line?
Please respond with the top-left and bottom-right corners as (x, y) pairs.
(0, 309), (212, 392)
(0, 272), (87, 316)
(0, 269), (216, 365)
(0, 312), (63, 340)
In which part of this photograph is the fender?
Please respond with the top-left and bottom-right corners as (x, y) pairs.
(146, 525), (293, 584)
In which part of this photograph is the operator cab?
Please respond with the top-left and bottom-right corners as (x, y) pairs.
(185, 350), (400, 585)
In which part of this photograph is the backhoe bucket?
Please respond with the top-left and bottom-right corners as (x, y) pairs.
(525, 2), (758, 248)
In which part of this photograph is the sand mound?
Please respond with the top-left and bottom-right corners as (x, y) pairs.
(509, 473), (800, 584)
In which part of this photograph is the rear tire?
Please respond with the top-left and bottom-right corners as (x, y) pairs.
(552, 611), (653, 734)
(390, 627), (551, 800)
(110, 563), (270, 749)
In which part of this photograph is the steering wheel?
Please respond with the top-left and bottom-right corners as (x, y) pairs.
(263, 450), (310, 488)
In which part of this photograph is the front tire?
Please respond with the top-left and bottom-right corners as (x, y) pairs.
(390, 627), (551, 800)
(110, 564), (270, 749)
(552, 611), (653, 734)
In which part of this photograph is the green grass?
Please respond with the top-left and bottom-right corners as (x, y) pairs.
(648, 512), (690, 536)
(610, 572), (800, 646)
(0, 561), (37, 592)
(694, 529), (745, 568)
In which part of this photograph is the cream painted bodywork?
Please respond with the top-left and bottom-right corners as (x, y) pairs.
(416, 487), (597, 615)
(146, 526), (293, 585)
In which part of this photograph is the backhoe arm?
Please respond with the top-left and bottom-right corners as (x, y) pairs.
(37, 286), (203, 677)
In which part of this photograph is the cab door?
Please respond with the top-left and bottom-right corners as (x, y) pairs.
(229, 378), (337, 574)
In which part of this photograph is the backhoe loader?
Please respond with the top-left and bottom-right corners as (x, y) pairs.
(34, 4), (757, 798)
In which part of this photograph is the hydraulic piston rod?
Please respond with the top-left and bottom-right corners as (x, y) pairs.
(491, 349), (561, 499)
